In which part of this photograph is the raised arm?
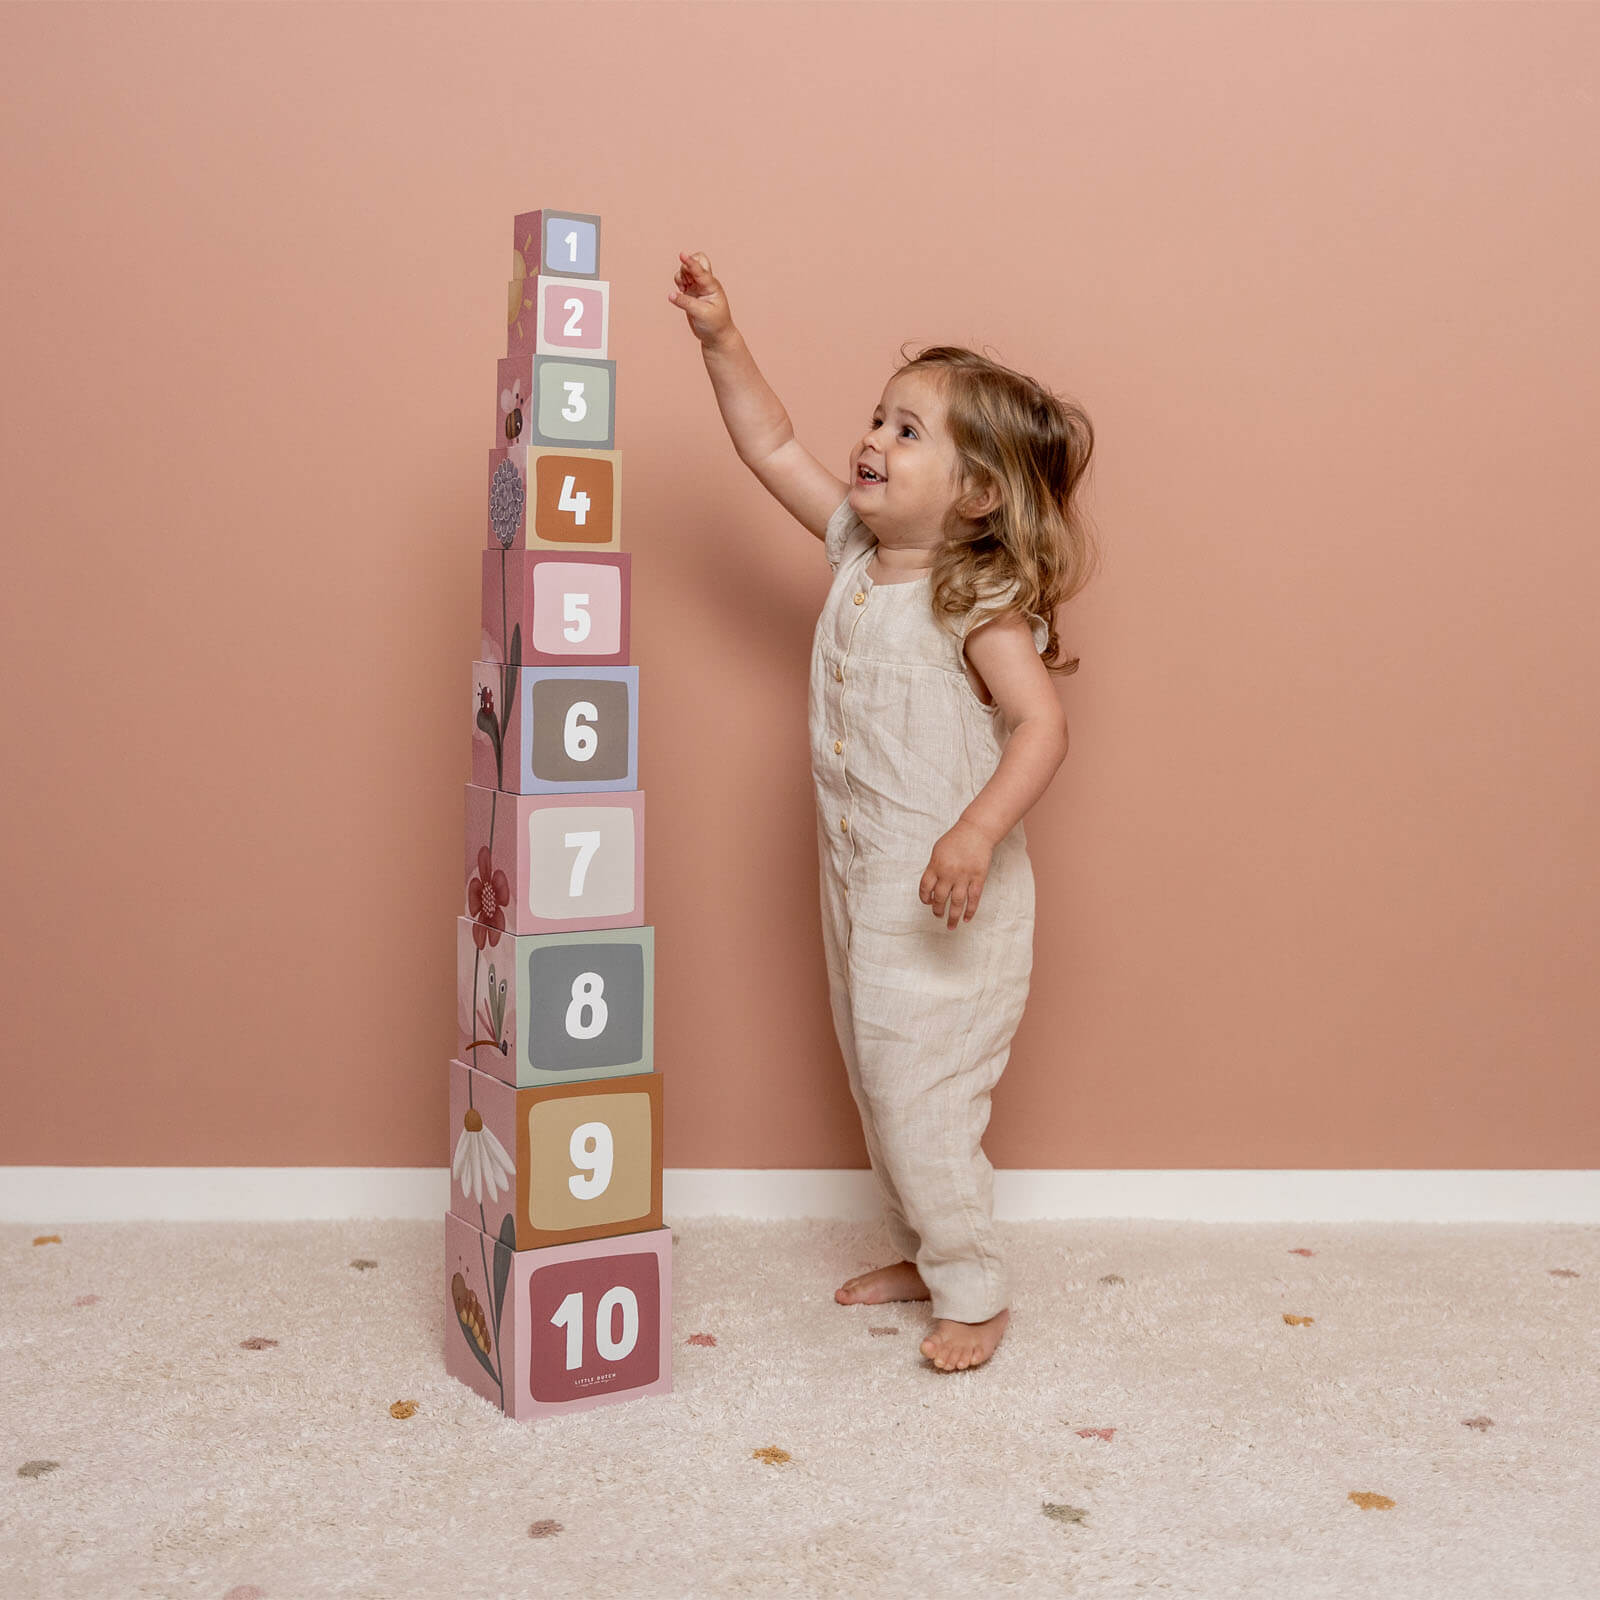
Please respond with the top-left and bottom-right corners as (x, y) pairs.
(670, 251), (849, 539)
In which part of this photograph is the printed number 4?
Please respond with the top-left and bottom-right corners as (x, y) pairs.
(558, 476), (591, 527)
(551, 1285), (639, 1370)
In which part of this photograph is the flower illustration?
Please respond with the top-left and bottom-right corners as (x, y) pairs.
(489, 457), (525, 549)
(468, 846), (509, 949)
(453, 1107), (514, 1205)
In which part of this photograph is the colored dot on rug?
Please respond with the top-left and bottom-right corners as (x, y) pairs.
(18, 1460), (60, 1479)
(528, 1519), (563, 1539)
(1042, 1503), (1087, 1524)
(1074, 1427), (1116, 1442)
(350, 1259), (378, 1271)
(1548, 1267), (1580, 1278)
(1098, 1274), (1124, 1285)
(1349, 1491), (1395, 1510)
(73, 1294), (100, 1307)
(752, 1446), (791, 1465)
(1289, 1247), (1315, 1256)
(685, 1332), (717, 1347)
(1283, 1313), (1315, 1326)
(32, 1235), (61, 1247)
(239, 1337), (279, 1351)
(869, 1326), (900, 1337)
(223, 1586), (267, 1599)
(1463, 1416), (1495, 1431)
(390, 1400), (418, 1420)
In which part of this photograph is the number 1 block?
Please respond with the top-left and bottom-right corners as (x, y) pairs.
(512, 208), (602, 280)
(466, 784), (644, 935)
(445, 1211), (671, 1420)
(449, 1058), (663, 1250)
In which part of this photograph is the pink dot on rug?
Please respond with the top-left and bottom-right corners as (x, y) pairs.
(685, 1332), (717, 1347)
(223, 1587), (266, 1599)
(73, 1294), (100, 1307)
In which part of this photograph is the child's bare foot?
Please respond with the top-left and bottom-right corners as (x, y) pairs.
(835, 1260), (931, 1305)
(920, 1307), (1010, 1371)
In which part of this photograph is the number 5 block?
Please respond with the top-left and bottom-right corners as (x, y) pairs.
(466, 785), (644, 935)
(445, 1211), (671, 1420)
(480, 549), (630, 665)
(487, 440), (622, 552)
(458, 919), (654, 1088)
(449, 1058), (662, 1250)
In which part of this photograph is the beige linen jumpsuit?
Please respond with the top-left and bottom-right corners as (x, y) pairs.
(809, 495), (1049, 1324)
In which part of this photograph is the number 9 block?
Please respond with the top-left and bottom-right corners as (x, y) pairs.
(449, 1058), (662, 1250)
(466, 785), (644, 935)
(457, 919), (654, 1089)
(445, 1211), (671, 1420)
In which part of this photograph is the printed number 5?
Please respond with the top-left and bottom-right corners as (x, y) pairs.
(561, 381), (587, 422)
(563, 829), (600, 896)
(563, 591), (591, 641)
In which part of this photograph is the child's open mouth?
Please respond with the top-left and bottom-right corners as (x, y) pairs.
(857, 465), (884, 483)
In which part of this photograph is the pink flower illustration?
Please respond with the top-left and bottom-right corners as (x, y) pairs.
(468, 846), (509, 949)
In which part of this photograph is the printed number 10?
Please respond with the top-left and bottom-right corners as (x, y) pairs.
(550, 1285), (639, 1369)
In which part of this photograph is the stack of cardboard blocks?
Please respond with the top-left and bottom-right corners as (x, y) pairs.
(445, 208), (671, 1419)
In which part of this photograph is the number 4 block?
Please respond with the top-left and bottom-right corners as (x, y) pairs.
(445, 1211), (671, 1420)
(488, 442), (621, 551)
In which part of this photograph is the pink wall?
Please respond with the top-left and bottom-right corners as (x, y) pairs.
(2, 3), (1596, 1170)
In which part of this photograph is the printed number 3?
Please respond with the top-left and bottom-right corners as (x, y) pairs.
(561, 381), (587, 422)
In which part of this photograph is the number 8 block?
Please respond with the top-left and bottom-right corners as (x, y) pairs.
(466, 785), (644, 935)
(445, 1211), (671, 1420)
(449, 1058), (662, 1249)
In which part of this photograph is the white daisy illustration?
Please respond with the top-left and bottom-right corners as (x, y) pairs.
(453, 1108), (514, 1205)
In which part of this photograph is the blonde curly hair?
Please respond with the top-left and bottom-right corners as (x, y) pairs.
(897, 344), (1099, 675)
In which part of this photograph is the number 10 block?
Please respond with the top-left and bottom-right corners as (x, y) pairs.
(445, 1211), (671, 1420)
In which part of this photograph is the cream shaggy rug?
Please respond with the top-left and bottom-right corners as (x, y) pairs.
(4, 1217), (1597, 1598)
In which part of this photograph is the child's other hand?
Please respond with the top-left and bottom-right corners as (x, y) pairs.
(920, 819), (995, 930)
(669, 251), (734, 348)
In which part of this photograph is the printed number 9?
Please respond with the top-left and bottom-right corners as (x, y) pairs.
(567, 1119), (613, 1200)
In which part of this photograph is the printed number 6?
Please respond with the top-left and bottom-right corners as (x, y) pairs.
(561, 381), (587, 422)
(564, 701), (597, 761)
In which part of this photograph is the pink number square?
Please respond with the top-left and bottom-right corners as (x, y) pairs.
(531, 561), (622, 656)
(540, 281), (606, 352)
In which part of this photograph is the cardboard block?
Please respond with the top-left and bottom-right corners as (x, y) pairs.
(449, 1058), (663, 1250)
(472, 662), (638, 795)
(506, 275), (610, 361)
(487, 440), (622, 551)
(480, 548), (630, 665)
(466, 784), (645, 935)
(457, 918), (655, 1088)
(528, 355), (615, 449)
(512, 208), (602, 280)
(445, 1210), (671, 1420)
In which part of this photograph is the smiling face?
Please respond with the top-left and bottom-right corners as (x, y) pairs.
(848, 368), (975, 554)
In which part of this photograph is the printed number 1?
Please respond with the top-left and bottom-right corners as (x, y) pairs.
(550, 1285), (640, 1370)
(564, 229), (579, 263)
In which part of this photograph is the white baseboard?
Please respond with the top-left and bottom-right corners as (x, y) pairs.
(2, 1167), (1597, 1224)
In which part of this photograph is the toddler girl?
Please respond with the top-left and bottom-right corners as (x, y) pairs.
(670, 251), (1096, 1372)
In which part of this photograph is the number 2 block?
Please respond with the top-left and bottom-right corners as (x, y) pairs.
(466, 785), (644, 935)
(487, 441), (621, 551)
(507, 275), (610, 361)
(449, 1058), (662, 1250)
(445, 1211), (671, 1420)
(471, 663), (638, 794)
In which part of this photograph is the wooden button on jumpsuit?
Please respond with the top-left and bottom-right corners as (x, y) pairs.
(809, 496), (1049, 1324)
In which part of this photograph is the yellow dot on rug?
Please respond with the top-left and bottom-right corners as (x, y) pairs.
(1348, 1491), (1395, 1510)
(1283, 1313), (1315, 1325)
(32, 1235), (61, 1246)
(752, 1446), (790, 1465)
(390, 1400), (418, 1420)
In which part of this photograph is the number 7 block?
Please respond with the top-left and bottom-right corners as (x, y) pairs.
(445, 1211), (671, 1420)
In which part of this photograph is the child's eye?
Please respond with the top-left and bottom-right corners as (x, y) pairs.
(901, 425), (917, 438)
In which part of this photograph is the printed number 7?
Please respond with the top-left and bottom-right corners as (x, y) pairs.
(563, 829), (600, 897)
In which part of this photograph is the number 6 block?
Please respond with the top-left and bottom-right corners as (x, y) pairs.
(445, 1211), (671, 1420)
(472, 663), (637, 795)
(449, 1058), (662, 1250)
(466, 785), (644, 935)
(457, 919), (654, 1088)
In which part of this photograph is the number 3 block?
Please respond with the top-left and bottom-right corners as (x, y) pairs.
(480, 549), (630, 665)
(472, 663), (638, 795)
(487, 440), (621, 551)
(445, 1211), (671, 1420)
(449, 1058), (662, 1250)
(458, 919), (654, 1088)
(466, 785), (644, 935)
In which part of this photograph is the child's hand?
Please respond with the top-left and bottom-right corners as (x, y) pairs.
(669, 251), (735, 348)
(920, 819), (995, 930)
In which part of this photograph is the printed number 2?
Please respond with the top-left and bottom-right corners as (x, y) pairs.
(562, 297), (584, 337)
(563, 830), (600, 896)
(551, 1285), (639, 1370)
(558, 476), (591, 527)
(561, 381), (587, 422)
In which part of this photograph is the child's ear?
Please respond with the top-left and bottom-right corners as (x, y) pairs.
(959, 477), (1001, 520)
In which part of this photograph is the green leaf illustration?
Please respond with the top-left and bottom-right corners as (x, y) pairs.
(500, 624), (522, 739)
(493, 1213), (516, 1330)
